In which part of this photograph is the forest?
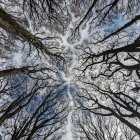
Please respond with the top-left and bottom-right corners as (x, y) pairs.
(0, 0), (140, 139)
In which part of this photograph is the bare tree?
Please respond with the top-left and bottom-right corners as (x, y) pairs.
(0, 76), (68, 139)
(74, 112), (138, 140)
(1, 0), (140, 139)
(73, 0), (140, 138)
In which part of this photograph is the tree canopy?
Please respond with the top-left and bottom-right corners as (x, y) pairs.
(0, 0), (140, 139)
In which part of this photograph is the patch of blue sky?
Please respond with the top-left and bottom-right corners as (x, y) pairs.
(104, 14), (128, 34)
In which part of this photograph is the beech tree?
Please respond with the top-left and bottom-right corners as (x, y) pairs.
(75, 0), (140, 139)
(1, 0), (140, 140)
(73, 112), (138, 140)
(0, 1), (69, 139)
(1, 81), (68, 140)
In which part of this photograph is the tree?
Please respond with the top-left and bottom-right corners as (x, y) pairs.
(75, 0), (140, 138)
(0, 1), (70, 139)
(73, 113), (138, 140)
(1, 0), (140, 139)
(2, 85), (67, 140)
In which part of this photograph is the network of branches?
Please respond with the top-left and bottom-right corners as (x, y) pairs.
(0, 0), (140, 139)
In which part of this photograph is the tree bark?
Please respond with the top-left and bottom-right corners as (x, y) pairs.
(0, 8), (54, 57)
(0, 67), (52, 77)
